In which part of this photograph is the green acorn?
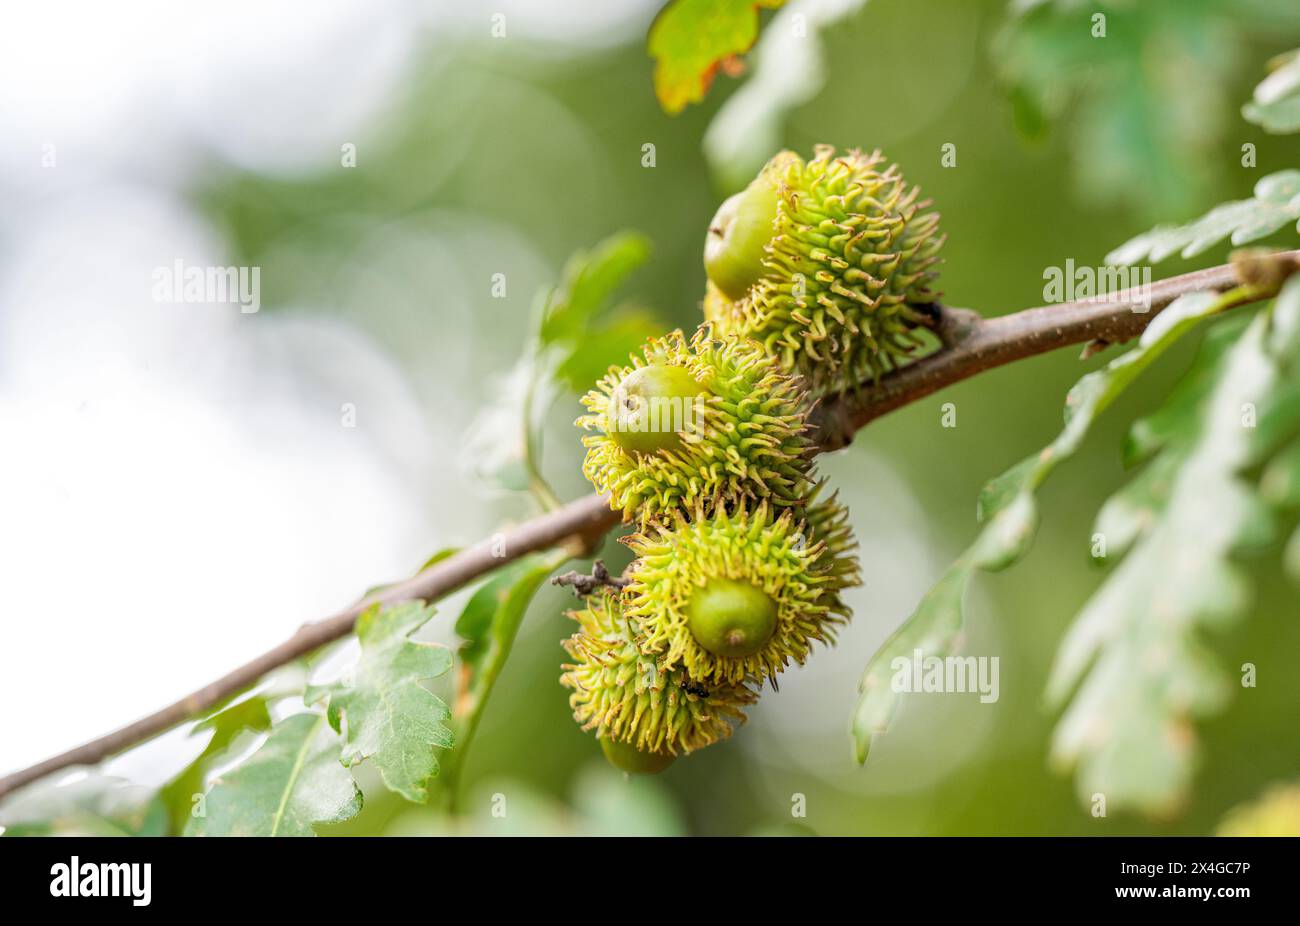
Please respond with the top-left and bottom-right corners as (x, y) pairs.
(686, 578), (778, 659)
(599, 737), (676, 775)
(560, 588), (757, 758)
(577, 328), (814, 527)
(623, 495), (859, 687)
(604, 363), (705, 456)
(703, 152), (799, 300)
(703, 145), (945, 396)
(798, 480), (861, 593)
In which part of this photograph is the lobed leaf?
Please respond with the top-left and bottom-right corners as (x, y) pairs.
(1259, 281), (1300, 584)
(311, 601), (453, 804)
(647, 0), (785, 115)
(185, 712), (362, 837)
(851, 559), (971, 762)
(1105, 170), (1300, 266)
(1047, 278), (1300, 815)
(852, 291), (1227, 762)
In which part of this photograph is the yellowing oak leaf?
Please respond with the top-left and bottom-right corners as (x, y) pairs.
(648, 0), (785, 115)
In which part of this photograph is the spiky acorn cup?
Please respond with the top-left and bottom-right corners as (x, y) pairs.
(561, 588), (757, 768)
(798, 480), (861, 594)
(623, 495), (859, 687)
(577, 328), (815, 527)
(703, 146), (945, 397)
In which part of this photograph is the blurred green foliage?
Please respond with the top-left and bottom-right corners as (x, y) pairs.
(0, 773), (167, 837)
(1244, 48), (1300, 133)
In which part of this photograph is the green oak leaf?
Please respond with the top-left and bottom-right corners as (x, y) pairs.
(1096, 316), (1252, 562)
(552, 311), (661, 394)
(0, 772), (167, 837)
(852, 290), (1227, 762)
(851, 559), (971, 762)
(1106, 170), (1300, 266)
(185, 712), (361, 836)
(1121, 315), (1250, 467)
(996, 0), (1300, 219)
(1048, 277), (1300, 815)
(648, 0), (785, 115)
(158, 663), (309, 833)
(159, 694), (272, 834)
(539, 232), (653, 345)
(1258, 283), (1300, 584)
(542, 233), (659, 397)
(314, 601), (453, 804)
(1243, 49), (1300, 134)
(1091, 449), (1181, 562)
(453, 551), (568, 727)
(438, 550), (570, 797)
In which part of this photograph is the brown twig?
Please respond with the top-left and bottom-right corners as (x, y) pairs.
(2, 250), (1296, 800)
(810, 253), (1299, 448)
(0, 493), (619, 799)
(551, 559), (630, 597)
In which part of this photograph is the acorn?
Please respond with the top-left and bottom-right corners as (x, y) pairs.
(686, 577), (778, 659)
(702, 145), (945, 396)
(605, 363), (705, 456)
(703, 152), (798, 301)
(561, 588), (757, 759)
(577, 328), (815, 527)
(623, 495), (859, 687)
(599, 736), (676, 775)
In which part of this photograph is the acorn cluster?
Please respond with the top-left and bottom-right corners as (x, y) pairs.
(562, 145), (943, 772)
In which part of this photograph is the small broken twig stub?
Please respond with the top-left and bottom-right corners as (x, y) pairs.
(551, 559), (630, 597)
